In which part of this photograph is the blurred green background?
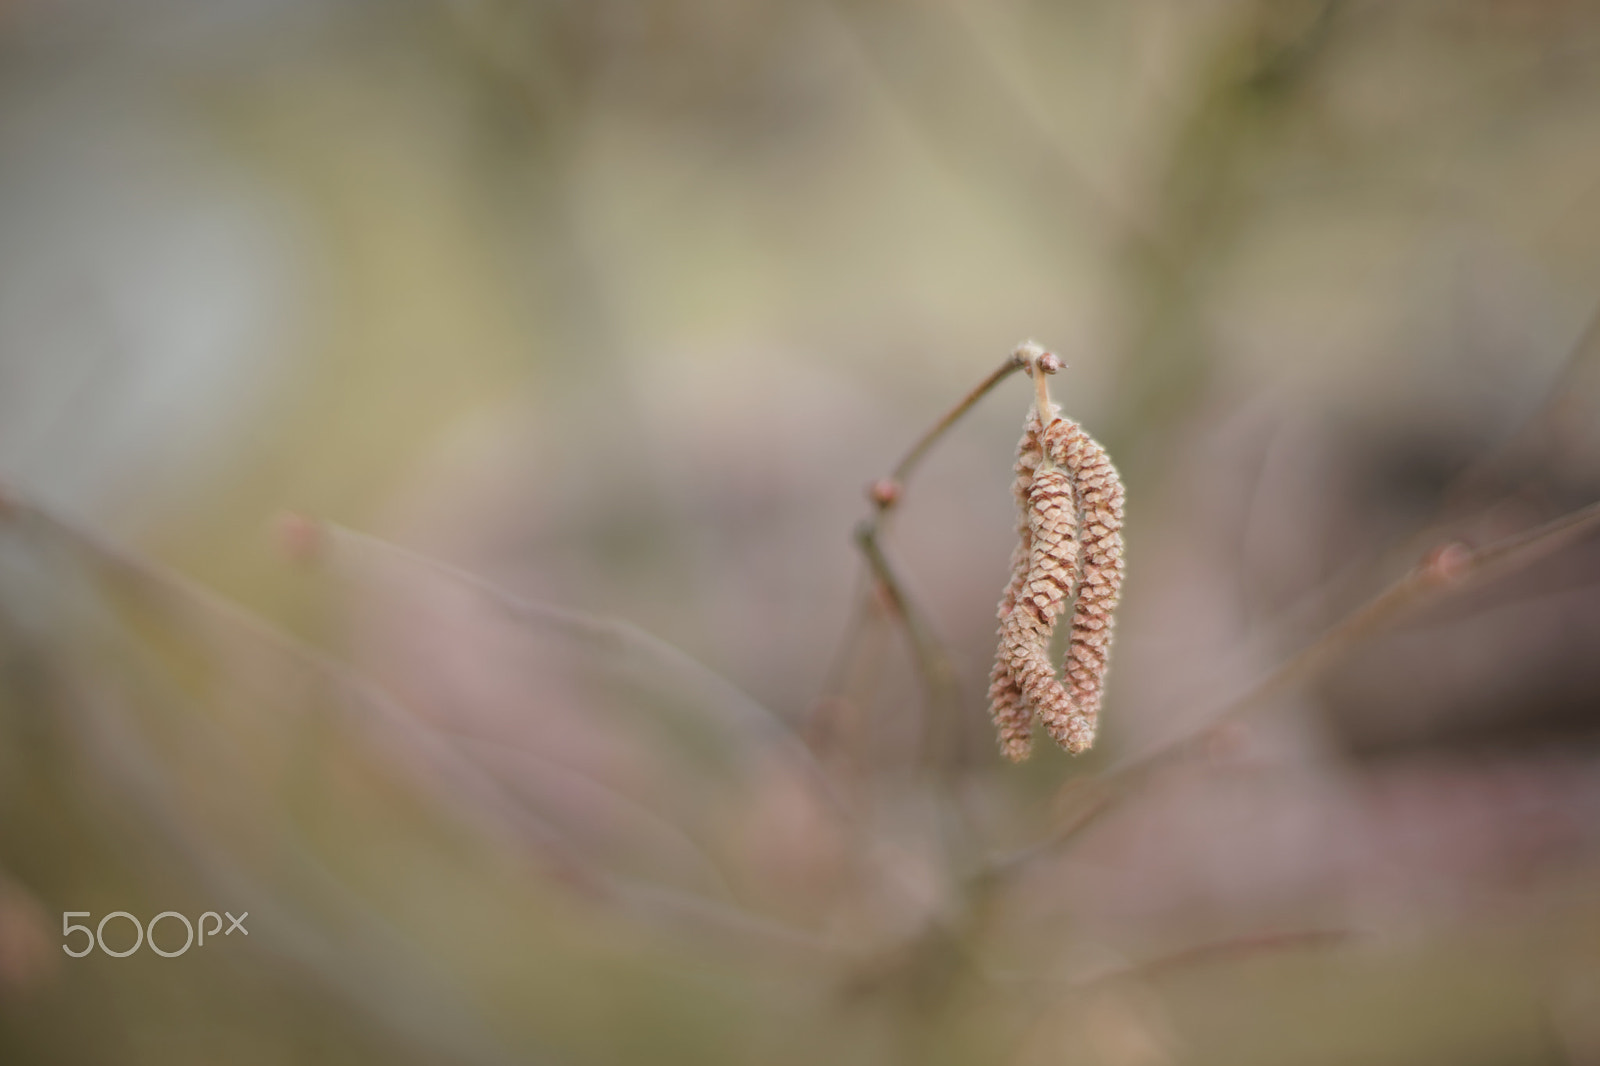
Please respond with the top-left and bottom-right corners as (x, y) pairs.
(3, 1), (1600, 1063)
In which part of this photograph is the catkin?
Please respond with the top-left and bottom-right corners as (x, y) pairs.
(986, 650), (1031, 761)
(988, 389), (1124, 760)
(1000, 464), (1082, 747)
(1041, 417), (1125, 753)
(987, 413), (1047, 760)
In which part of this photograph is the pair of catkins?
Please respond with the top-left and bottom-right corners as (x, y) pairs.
(987, 345), (1125, 761)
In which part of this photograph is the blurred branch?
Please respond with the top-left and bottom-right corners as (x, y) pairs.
(1439, 296), (1600, 514)
(66, 681), (539, 1066)
(0, 486), (841, 960)
(823, 350), (1030, 771)
(992, 495), (1600, 875)
(310, 520), (848, 814)
(453, 735), (738, 898)
(305, 520), (986, 957)
(1076, 928), (1353, 988)
(987, 928), (1353, 991)
(1224, 294), (1600, 687)
(853, 519), (961, 761)
(1103, 1), (1348, 452)
(826, 0), (1163, 261)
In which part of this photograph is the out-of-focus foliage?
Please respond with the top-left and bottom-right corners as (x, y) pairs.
(4, 1), (1600, 1064)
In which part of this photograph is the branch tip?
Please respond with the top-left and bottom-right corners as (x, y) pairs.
(866, 478), (902, 510)
(1418, 540), (1472, 585)
(275, 511), (325, 566)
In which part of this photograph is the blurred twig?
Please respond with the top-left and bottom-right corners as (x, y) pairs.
(886, 355), (1031, 488)
(852, 522), (961, 748)
(828, 350), (1030, 769)
(1220, 294), (1600, 689)
(825, 0), (1163, 262)
(992, 495), (1600, 874)
(1081, 928), (1352, 987)
(312, 521), (849, 815)
(0, 487), (842, 960)
(309, 519), (990, 958)
(453, 736), (738, 897)
(987, 927), (1354, 990)
(817, 354), (1027, 718)
(1439, 296), (1600, 514)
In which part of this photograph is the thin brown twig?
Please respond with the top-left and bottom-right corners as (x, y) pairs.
(1182, 298), (1600, 729)
(986, 928), (1354, 991)
(854, 520), (962, 764)
(824, 349), (1055, 880)
(814, 351), (1030, 744)
(887, 353), (1029, 490)
(1081, 929), (1353, 988)
(990, 495), (1600, 874)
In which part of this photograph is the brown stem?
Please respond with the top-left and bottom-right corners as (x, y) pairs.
(887, 353), (1029, 492)
(854, 520), (962, 766)
(1032, 359), (1054, 425)
(815, 350), (1034, 740)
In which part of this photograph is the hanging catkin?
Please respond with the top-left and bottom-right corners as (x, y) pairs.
(986, 413), (1047, 761)
(998, 460), (1082, 751)
(1041, 416), (1125, 753)
(987, 346), (1124, 760)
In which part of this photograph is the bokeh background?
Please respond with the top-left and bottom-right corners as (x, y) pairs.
(3, 1), (1600, 1063)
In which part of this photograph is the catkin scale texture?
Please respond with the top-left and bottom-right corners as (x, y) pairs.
(1042, 418), (1125, 747)
(1002, 466), (1082, 745)
(988, 400), (1124, 760)
(987, 415), (1046, 760)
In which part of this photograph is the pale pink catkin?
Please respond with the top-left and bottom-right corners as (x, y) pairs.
(1042, 417), (1125, 753)
(1000, 465), (1082, 746)
(987, 414), (1050, 759)
(988, 404), (1124, 760)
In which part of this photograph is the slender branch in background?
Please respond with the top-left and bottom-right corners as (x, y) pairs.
(814, 352), (1031, 734)
(825, 0), (1166, 265)
(0, 486), (841, 960)
(1095, 928), (1352, 986)
(853, 519), (961, 761)
(1200, 293), (1600, 712)
(309, 519), (844, 806)
(307, 519), (972, 958)
(1437, 296), (1600, 515)
(991, 495), (1600, 875)
(986, 928), (1353, 991)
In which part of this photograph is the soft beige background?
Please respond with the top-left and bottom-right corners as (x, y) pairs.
(3, 2), (1600, 1064)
